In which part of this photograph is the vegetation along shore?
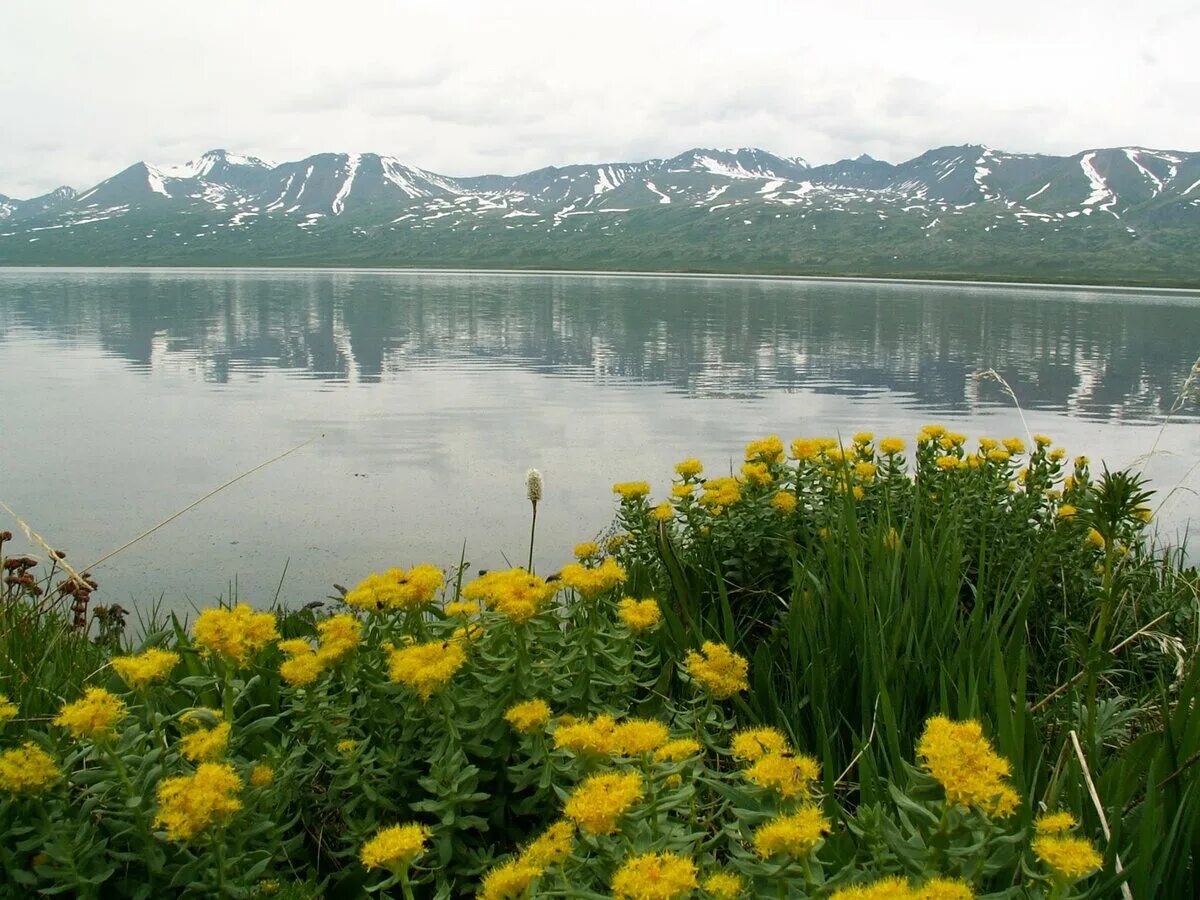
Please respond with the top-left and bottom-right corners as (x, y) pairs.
(1, 428), (1197, 898)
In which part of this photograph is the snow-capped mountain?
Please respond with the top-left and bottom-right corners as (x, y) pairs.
(2, 145), (1198, 283)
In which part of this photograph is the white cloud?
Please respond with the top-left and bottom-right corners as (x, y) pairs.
(0, 0), (1197, 197)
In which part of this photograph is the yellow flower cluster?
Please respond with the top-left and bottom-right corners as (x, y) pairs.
(879, 437), (906, 455)
(1035, 811), (1077, 834)
(0, 741), (61, 794)
(573, 541), (600, 559)
(479, 820), (576, 900)
(111, 648), (180, 689)
(753, 805), (830, 859)
(611, 718), (670, 755)
(654, 738), (701, 763)
(703, 873), (745, 899)
(180, 721), (231, 762)
(617, 597), (662, 632)
(192, 604), (279, 667)
(611, 851), (698, 900)
(832, 877), (975, 899)
(1032, 835), (1103, 882)
(916, 716), (1019, 818)
(384, 639), (467, 700)
(745, 435), (785, 464)
(359, 822), (430, 871)
(683, 641), (748, 699)
(0, 693), (17, 727)
(505, 699), (552, 734)
(278, 613), (363, 686)
(674, 458), (704, 478)
(613, 481), (652, 500)
(344, 564), (444, 612)
(249, 764), (274, 787)
(772, 491), (798, 513)
(731, 726), (790, 762)
(154, 762), (242, 842)
(559, 557), (626, 598)
(741, 461), (773, 486)
(463, 567), (559, 623)
(699, 476), (741, 512)
(54, 687), (127, 742)
(744, 749), (821, 799)
(564, 771), (644, 834)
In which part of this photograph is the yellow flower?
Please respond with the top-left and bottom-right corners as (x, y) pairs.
(935, 455), (959, 471)
(111, 648), (180, 689)
(731, 727), (791, 762)
(654, 739), (702, 763)
(554, 714), (618, 756)
(1086, 528), (1106, 549)
(1033, 834), (1103, 882)
(1075, 455), (1089, 467)
(852, 431), (874, 445)
(359, 822), (430, 871)
(855, 461), (878, 480)
(879, 437), (905, 455)
(941, 432), (967, 448)
(883, 527), (901, 551)
(684, 642), (749, 699)
(249, 764), (274, 787)
(1057, 504), (1078, 520)
(0, 694), (17, 727)
(336, 739), (357, 755)
(672, 483), (696, 499)
(520, 820), (575, 869)
(316, 613), (362, 666)
(652, 501), (675, 522)
(1035, 811), (1077, 834)
(479, 859), (541, 899)
(612, 719), (670, 756)
(612, 852), (697, 900)
(559, 558), (626, 599)
(1003, 437), (1026, 455)
(740, 462), (772, 486)
(154, 762), (243, 842)
(978, 437), (998, 451)
(607, 533), (629, 552)
(1049, 447), (1066, 461)
(831, 877), (916, 900)
(344, 565), (444, 612)
(1133, 505), (1153, 524)
(54, 687), (127, 741)
(791, 438), (821, 460)
(574, 541), (600, 559)
(192, 604), (279, 666)
(505, 699), (552, 734)
(0, 742), (60, 795)
(464, 568), (559, 623)
(699, 476), (742, 509)
(915, 879), (973, 899)
(613, 481), (652, 500)
(744, 751), (820, 799)
(753, 805), (830, 859)
(280, 651), (324, 687)
(916, 716), (1019, 817)
(564, 771), (644, 835)
(444, 601), (479, 618)
(745, 435), (785, 464)
(384, 639), (467, 700)
(703, 872), (745, 899)
(1034, 434), (1053, 447)
(675, 458), (704, 478)
(618, 597), (662, 633)
(987, 448), (1010, 463)
(180, 721), (231, 762)
(772, 492), (798, 514)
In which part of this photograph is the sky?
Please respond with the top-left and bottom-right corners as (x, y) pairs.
(2, 0), (1198, 198)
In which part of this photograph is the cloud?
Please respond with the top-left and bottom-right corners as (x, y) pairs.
(0, 0), (1197, 196)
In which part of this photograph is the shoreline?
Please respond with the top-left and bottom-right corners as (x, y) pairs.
(2, 264), (1200, 295)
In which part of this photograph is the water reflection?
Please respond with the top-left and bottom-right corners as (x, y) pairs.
(1, 269), (1197, 421)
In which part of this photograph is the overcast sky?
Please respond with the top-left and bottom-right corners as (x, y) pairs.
(2, 0), (1197, 197)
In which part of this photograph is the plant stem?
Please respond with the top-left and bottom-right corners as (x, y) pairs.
(399, 866), (416, 900)
(527, 502), (538, 574)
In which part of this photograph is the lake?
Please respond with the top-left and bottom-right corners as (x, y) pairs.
(1, 268), (1198, 612)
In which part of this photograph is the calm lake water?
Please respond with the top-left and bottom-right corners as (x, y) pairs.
(1, 268), (1198, 611)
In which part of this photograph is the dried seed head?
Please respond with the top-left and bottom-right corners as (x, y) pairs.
(526, 469), (544, 504)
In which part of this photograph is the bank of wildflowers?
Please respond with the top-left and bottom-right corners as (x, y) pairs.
(0, 427), (1196, 898)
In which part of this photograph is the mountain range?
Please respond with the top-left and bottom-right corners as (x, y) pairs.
(3, 145), (1199, 284)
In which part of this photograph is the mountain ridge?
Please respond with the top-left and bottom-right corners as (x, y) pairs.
(3, 144), (1199, 285)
